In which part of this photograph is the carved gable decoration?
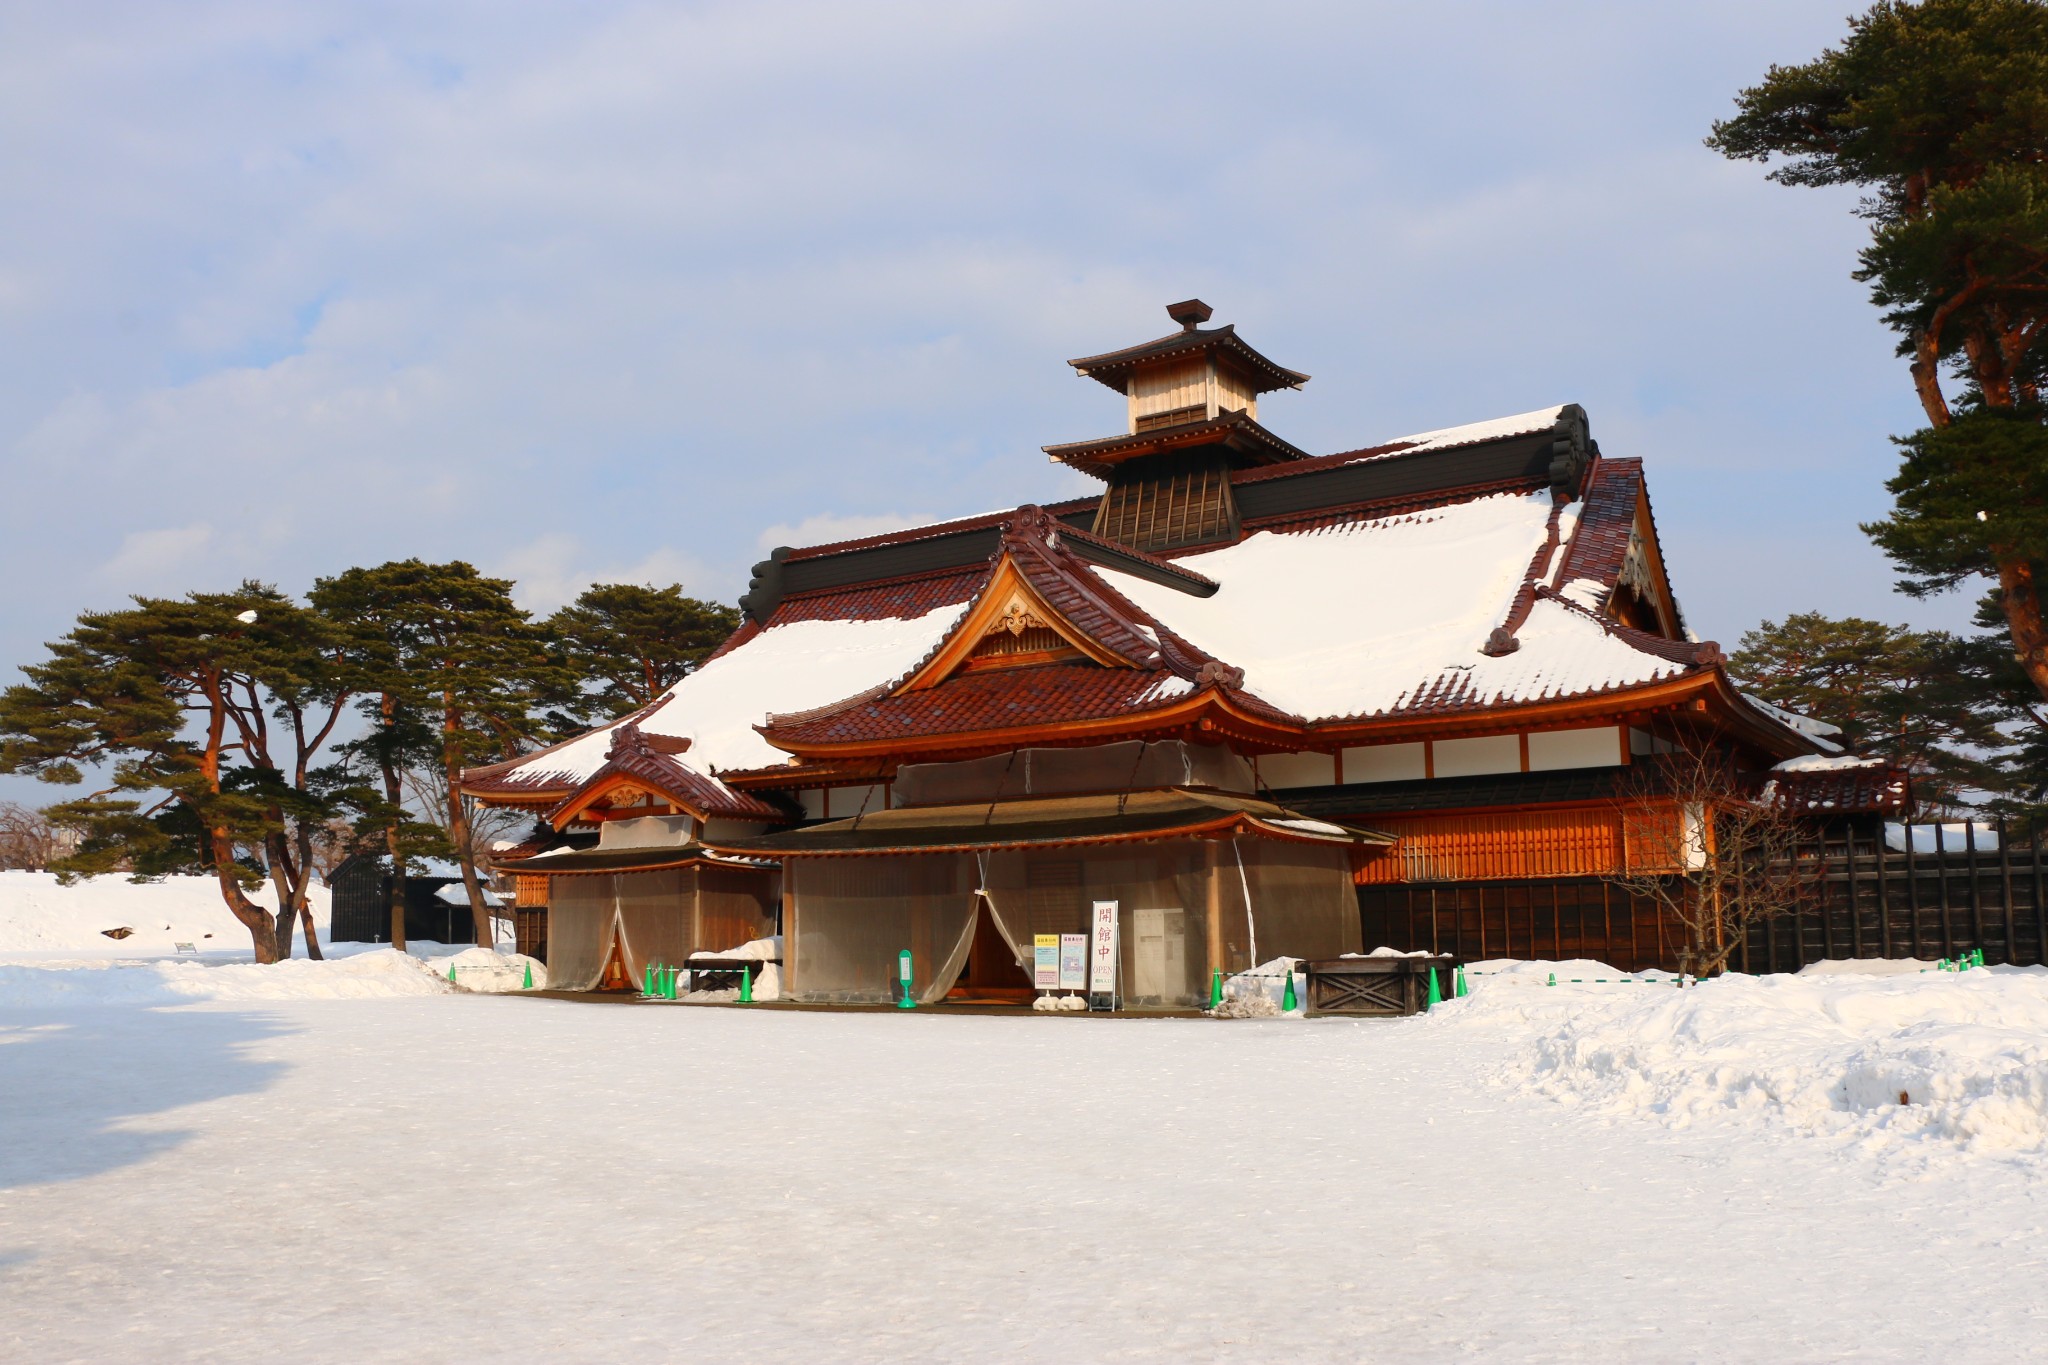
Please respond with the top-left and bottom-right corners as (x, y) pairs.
(900, 557), (1141, 691)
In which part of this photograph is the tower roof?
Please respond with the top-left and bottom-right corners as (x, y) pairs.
(1067, 301), (1309, 396)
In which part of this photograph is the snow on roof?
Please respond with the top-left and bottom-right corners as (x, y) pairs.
(1100, 490), (1684, 721)
(501, 603), (969, 790)
(1773, 755), (1883, 773)
(1741, 694), (1843, 750)
(1362, 405), (1566, 461)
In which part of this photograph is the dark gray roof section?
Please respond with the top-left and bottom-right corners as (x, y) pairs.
(1068, 323), (1310, 396)
(738, 407), (1592, 624)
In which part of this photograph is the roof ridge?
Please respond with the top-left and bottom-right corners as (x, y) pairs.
(779, 496), (1097, 560)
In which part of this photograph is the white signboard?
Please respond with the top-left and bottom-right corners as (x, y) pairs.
(1058, 933), (1087, 991)
(1089, 900), (1119, 1001)
(1033, 934), (1060, 990)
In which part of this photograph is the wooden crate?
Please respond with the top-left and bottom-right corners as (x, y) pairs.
(1300, 955), (1456, 1017)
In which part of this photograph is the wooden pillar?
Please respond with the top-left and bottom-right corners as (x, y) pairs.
(781, 864), (799, 995)
(1204, 840), (1226, 975)
(1999, 817), (2016, 965)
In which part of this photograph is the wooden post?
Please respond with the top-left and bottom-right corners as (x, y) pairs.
(1936, 823), (1953, 960)
(1205, 840), (1226, 975)
(1826, 834), (1843, 961)
(2034, 830), (2048, 967)
(1965, 820), (1984, 958)
(1999, 817), (2016, 965)
(1876, 830), (1893, 959)
(1906, 824), (1922, 958)
(1847, 829), (1864, 959)
(781, 868), (798, 996)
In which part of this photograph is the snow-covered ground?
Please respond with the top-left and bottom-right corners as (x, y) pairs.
(4, 942), (2047, 1363)
(0, 870), (333, 957)
(2, 876), (2044, 1358)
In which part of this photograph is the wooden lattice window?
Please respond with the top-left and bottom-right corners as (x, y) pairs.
(1093, 452), (1237, 552)
(970, 625), (1071, 661)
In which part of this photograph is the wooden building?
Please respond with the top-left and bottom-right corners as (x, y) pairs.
(467, 301), (1847, 997)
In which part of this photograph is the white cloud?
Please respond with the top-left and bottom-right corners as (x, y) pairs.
(491, 534), (730, 615)
(754, 513), (923, 555)
(97, 523), (215, 590)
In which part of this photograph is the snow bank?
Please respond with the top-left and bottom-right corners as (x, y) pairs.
(0, 871), (331, 956)
(1452, 961), (2048, 1170)
(433, 946), (547, 993)
(0, 949), (459, 1008)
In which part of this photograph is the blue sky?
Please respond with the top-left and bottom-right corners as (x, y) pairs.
(0, 2), (1965, 800)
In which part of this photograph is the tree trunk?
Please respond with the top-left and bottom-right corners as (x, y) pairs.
(385, 817), (407, 951)
(213, 830), (279, 963)
(1910, 330), (1952, 427)
(268, 831), (298, 960)
(443, 697), (492, 949)
(1997, 557), (2048, 705)
(298, 897), (324, 960)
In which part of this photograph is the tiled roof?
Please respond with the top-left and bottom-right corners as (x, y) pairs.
(546, 723), (781, 822)
(1773, 765), (1910, 815)
(763, 662), (1198, 747)
(1553, 457), (1642, 599)
(1066, 323), (1310, 395)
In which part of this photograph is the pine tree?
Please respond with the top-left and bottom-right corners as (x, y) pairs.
(1728, 612), (2007, 812)
(1709, 0), (2048, 701)
(312, 561), (571, 947)
(544, 582), (739, 722)
(0, 586), (359, 962)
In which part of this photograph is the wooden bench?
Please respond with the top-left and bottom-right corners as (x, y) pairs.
(1299, 955), (1457, 1017)
(682, 958), (779, 992)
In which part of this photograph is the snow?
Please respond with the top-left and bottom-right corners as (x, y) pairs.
(502, 603), (968, 790)
(1741, 691), (1845, 749)
(1103, 491), (1684, 720)
(5, 963), (2048, 1360)
(676, 934), (782, 1000)
(1887, 821), (2000, 853)
(1774, 754), (1884, 773)
(0, 871), (330, 957)
(1557, 574), (1607, 610)
(1456, 959), (2048, 1175)
(1360, 403), (1567, 458)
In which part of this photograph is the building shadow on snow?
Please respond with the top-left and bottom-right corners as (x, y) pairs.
(0, 1006), (292, 1191)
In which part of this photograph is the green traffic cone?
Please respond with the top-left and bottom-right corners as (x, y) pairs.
(1425, 966), (1442, 1009)
(522, 961), (534, 990)
(1455, 966), (1468, 999)
(447, 962), (458, 986)
(1208, 969), (1223, 1011)
(643, 961), (653, 995)
(738, 966), (753, 1004)
(1282, 968), (1298, 1013)
(665, 964), (677, 999)
(1547, 972), (1556, 987)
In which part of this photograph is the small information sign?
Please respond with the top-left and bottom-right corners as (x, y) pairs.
(1058, 933), (1086, 991)
(1033, 934), (1060, 990)
(1089, 900), (1119, 1003)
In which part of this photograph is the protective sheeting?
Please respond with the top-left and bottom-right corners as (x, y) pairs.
(894, 740), (1254, 806)
(788, 855), (979, 1005)
(784, 835), (1359, 1008)
(545, 867), (780, 992)
(547, 875), (615, 992)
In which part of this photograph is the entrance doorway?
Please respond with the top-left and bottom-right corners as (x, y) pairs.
(946, 903), (1033, 1003)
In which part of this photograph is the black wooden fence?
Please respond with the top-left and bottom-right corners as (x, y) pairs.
(1741, 820), (2048, 974)
(1357, 819), (2048, 975)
